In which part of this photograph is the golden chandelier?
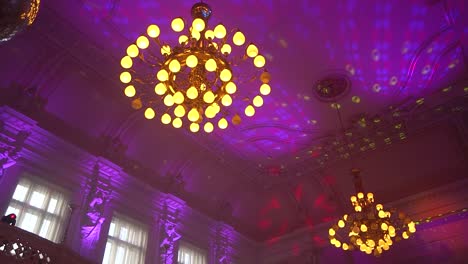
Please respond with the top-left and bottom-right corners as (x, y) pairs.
(119, 2), (271, 133)
(328, 169), (416, 256)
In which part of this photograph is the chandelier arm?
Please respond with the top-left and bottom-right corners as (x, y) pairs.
(139, 51), (165, 66)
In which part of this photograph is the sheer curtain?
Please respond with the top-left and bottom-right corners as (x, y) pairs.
(4, 177), (70, 243)
(177, 241), (207, 264)
(102, 214), (148, 264)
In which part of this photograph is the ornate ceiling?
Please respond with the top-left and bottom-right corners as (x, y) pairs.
(0, 0), (467, 240)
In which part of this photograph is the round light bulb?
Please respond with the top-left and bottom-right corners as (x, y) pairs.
(155, 83), (167, 95)
(121, 56), (133, 69)
(378, 210), (386, 218)
(338, 220), (345, 228)
(260, 83), (271, 95)
(350, 196), (357, 202)
(376, 204), (383, 211)
(186, 86), (198, 100)
(169, 60), (181, 73)
(157, 69), (169, 82)
(381, 223), (388, 230)
(161, 113), (171, 124)
(186, 86), (198, 99)
(253, 95), (263, 107)
(220, 69), (232, 82)
(192, 18), (205, 32)
(360, 224), (367, 232)
(254, 55), (266, 68)
(179, 35), (188, 44)
(342, 243), (349, 251)
(191, 30), (201, 40)
(188, 108), (200, 122)
(402, 231), (409, 239)
(225, 82), (237, 94)
(214, 24), (227, 39)
(205, 58), (217, 72)
(205, 30), (215, 40)
(144, 108), (155, 119)
(218, 118), (228, 129)
(204, 122), (214, 133)
(174, 105), (186, 117)
(147, 24), (160, 38)
(161, 45), (171, 56)
(127, 44), (139, 58)
(245, 105), (255, 117)
(120, 72), (131, 84)
(205, 105), (216, 119)
(136, 36), (149, 49)
(203, 91), (215, 103)
(190, 123), (200, 133)
(367, 193), (374, 199)
(233, 31), (246, 46)
(357, 192), (364, 199)
(173, 91), (185, 104)
(171, 18), (184, 32)
(164, 94), (174, 106)
(186, 55), (198, 68)
(124, 85), (136, 97)
(172, 117), (182, 128)
(328, 228), (335, 236)
(246, 44), (258, 58)
(221, 94), (232, 106)
(353, 227), (360, 234)
(260, 71), (271, 83)
(212, 103), (220, 113)
(221, 44), (232, 55)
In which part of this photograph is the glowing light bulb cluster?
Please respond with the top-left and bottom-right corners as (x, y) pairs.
(329, 192), (416, 257)
(119, 3), (271, 133)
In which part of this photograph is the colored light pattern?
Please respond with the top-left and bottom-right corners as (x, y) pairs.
(1, 0), (464, 241)
(73, 0), (468, 171)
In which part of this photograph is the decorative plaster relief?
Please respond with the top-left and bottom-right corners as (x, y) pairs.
(0, 129), (30, 178)
(80, 164), (113, 252)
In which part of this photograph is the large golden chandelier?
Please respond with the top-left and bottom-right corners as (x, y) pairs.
(328, 169), (416, 256)
(119, 2), (271, 133)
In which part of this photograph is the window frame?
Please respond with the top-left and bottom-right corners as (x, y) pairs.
(4, 176), (71, 243)
(102, 212), (148, 264)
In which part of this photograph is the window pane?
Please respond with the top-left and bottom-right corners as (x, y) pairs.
(115, 246), (125, 264)
(104, 216), (148, 264)
(47, 198), (58, 213)
(21, 213), (38, 232)
(5, 206), (19, 217)
(12, 185), (28, 202)
(109, 222), (116, 237)
(38, 219), (51, 238)
(29, 191), (46, 208)
(102, 242), (112, 264)
(119, 227), (128, 241)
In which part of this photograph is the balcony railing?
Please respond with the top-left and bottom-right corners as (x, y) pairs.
(0, 223), (93, 264)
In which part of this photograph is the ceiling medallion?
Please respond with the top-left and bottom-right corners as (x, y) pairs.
(119, 2), (271, 133)
(328, 169), (416, 256)
(313, 73), (350, 102)
(0, 0), (41, 42)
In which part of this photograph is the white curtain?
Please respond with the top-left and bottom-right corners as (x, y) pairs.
(5, 177), (70, 243)
(102, 214), (148, 264)
(177, 241), (207, 264)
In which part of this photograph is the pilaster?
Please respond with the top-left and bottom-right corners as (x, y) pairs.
(156, 194), (186, 264)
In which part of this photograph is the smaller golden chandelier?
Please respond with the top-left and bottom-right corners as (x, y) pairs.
(328, 169), (416, 256)
(119, 2), (271, 133)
